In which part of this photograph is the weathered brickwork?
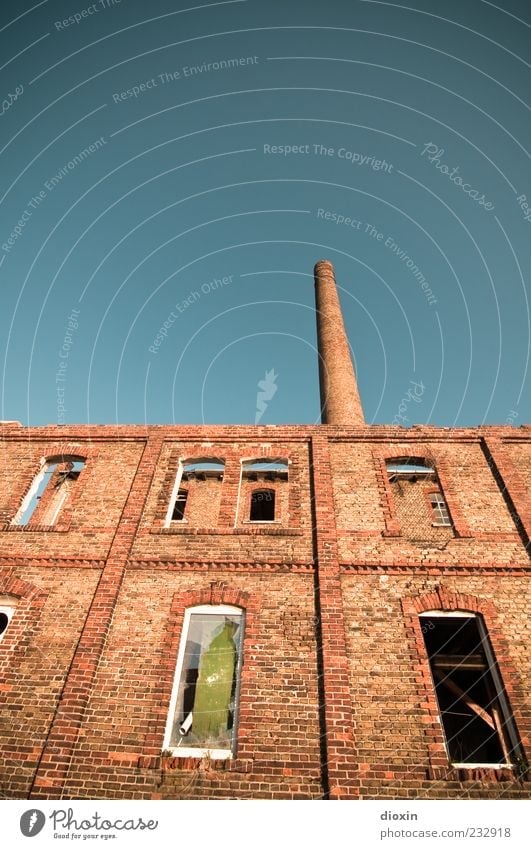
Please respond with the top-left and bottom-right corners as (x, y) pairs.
(0, 422), (529, 801)
(341, 573), (530, 799)
(330, 438), (529, 566)
(0, 565), (101, 798)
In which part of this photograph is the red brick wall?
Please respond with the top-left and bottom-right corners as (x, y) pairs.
(63, 572), (322, 799)
(0, 566), (101, 798)
(0, 423), (529, 799)
(341, 572), (531, 798)
(330, 438), (529, 566)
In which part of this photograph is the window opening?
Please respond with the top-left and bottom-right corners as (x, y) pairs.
(250, 489), (275, 522)
(420, 612), (522, 767)
(171, 489), (188, 521)
(165, 605), (244, 757)
(14, 458), (85, 526)
(0, 605), (15, 641)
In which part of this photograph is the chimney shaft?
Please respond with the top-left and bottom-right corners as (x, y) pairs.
(314, 260), (365, 426)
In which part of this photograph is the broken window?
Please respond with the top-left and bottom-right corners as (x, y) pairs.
(420, 612), (522, 767)
(13, 458), (85, 526)
(165, 458), (225, 527)
(386, 457), (453, 540)
(250, 488), (275, 521)
(171, 489), (188, 521)
(429, 492), (452, 526)
(164, 605), (244, 758)
(0, 605), (15, 641)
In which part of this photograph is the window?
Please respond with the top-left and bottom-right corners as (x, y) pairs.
(430, 492), (452, 526)
(164, 605), (244, 758)
(387, 459), (436, 481)
(420, 612), (522, 767)
(171, 489), (188, 521)
(238, 458), (288, 525)
(386, 457), (453, 539)
(165, 458), (224, 528)
(0, 605), (15, 642)
(13, 457), (85, 526)
(250, 488), (275, 522)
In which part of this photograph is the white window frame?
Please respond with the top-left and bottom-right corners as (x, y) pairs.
(165, 459), (225, 527)
(12, 458), (49, 525)
(0, 604), (16, 642)
(12, 457), (84, 526)
(165, 461), (185, 527)
(420, 610), (520, 769)
(163, 604), (244, 759)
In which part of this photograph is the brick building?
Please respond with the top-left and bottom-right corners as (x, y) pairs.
(0, 261), (529, 800)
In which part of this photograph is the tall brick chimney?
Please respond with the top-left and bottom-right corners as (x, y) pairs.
(314, 260), (365, 425)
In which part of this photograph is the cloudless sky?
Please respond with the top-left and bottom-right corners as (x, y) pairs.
(0, 0), (529, 426)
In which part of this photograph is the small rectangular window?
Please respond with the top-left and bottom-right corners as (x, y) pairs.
(164, 605), (244, 758)
(250, 488), (275, 522)
(430, 492), (452, 526)
(421, 613), (522, 767)
(171, 489), (188, 521)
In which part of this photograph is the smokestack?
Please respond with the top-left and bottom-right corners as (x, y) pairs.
(314, 260), (365, 426)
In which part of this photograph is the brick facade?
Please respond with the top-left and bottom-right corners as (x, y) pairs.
(0, 262), (529, 800)
(0, 422), (529, 800)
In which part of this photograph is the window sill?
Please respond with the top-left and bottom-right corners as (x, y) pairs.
(138, 754), (253, 772)
(242, 520), (282, 525)
(163, 747), (232, 760)
(427, 764), (524, 783)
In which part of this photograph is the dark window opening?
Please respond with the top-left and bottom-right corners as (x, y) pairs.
(0, 612), (9, 637)
(421, 614), (521, 766)
(172, 489), (188, 521)
(250, 489), (275, 522)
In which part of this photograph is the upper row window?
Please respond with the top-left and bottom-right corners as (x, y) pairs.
(165, 457), (288, 526)
(12, 457), (85, 527)
(386, 457), (453, 534)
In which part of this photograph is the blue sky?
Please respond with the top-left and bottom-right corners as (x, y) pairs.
(0, 0), (529, 426)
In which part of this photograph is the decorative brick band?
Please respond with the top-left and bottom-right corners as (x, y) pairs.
(127, 559), (314, 572)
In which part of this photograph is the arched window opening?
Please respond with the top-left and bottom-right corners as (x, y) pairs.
(386, 457), (453, 539)
(0, 605), (16, 642)
(14, 457), (85, 526)
(166, 458), (225, 527)
(420, 612), (523, 768)
(164, 605), (244, 758)
(250, 489), (275, 522)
